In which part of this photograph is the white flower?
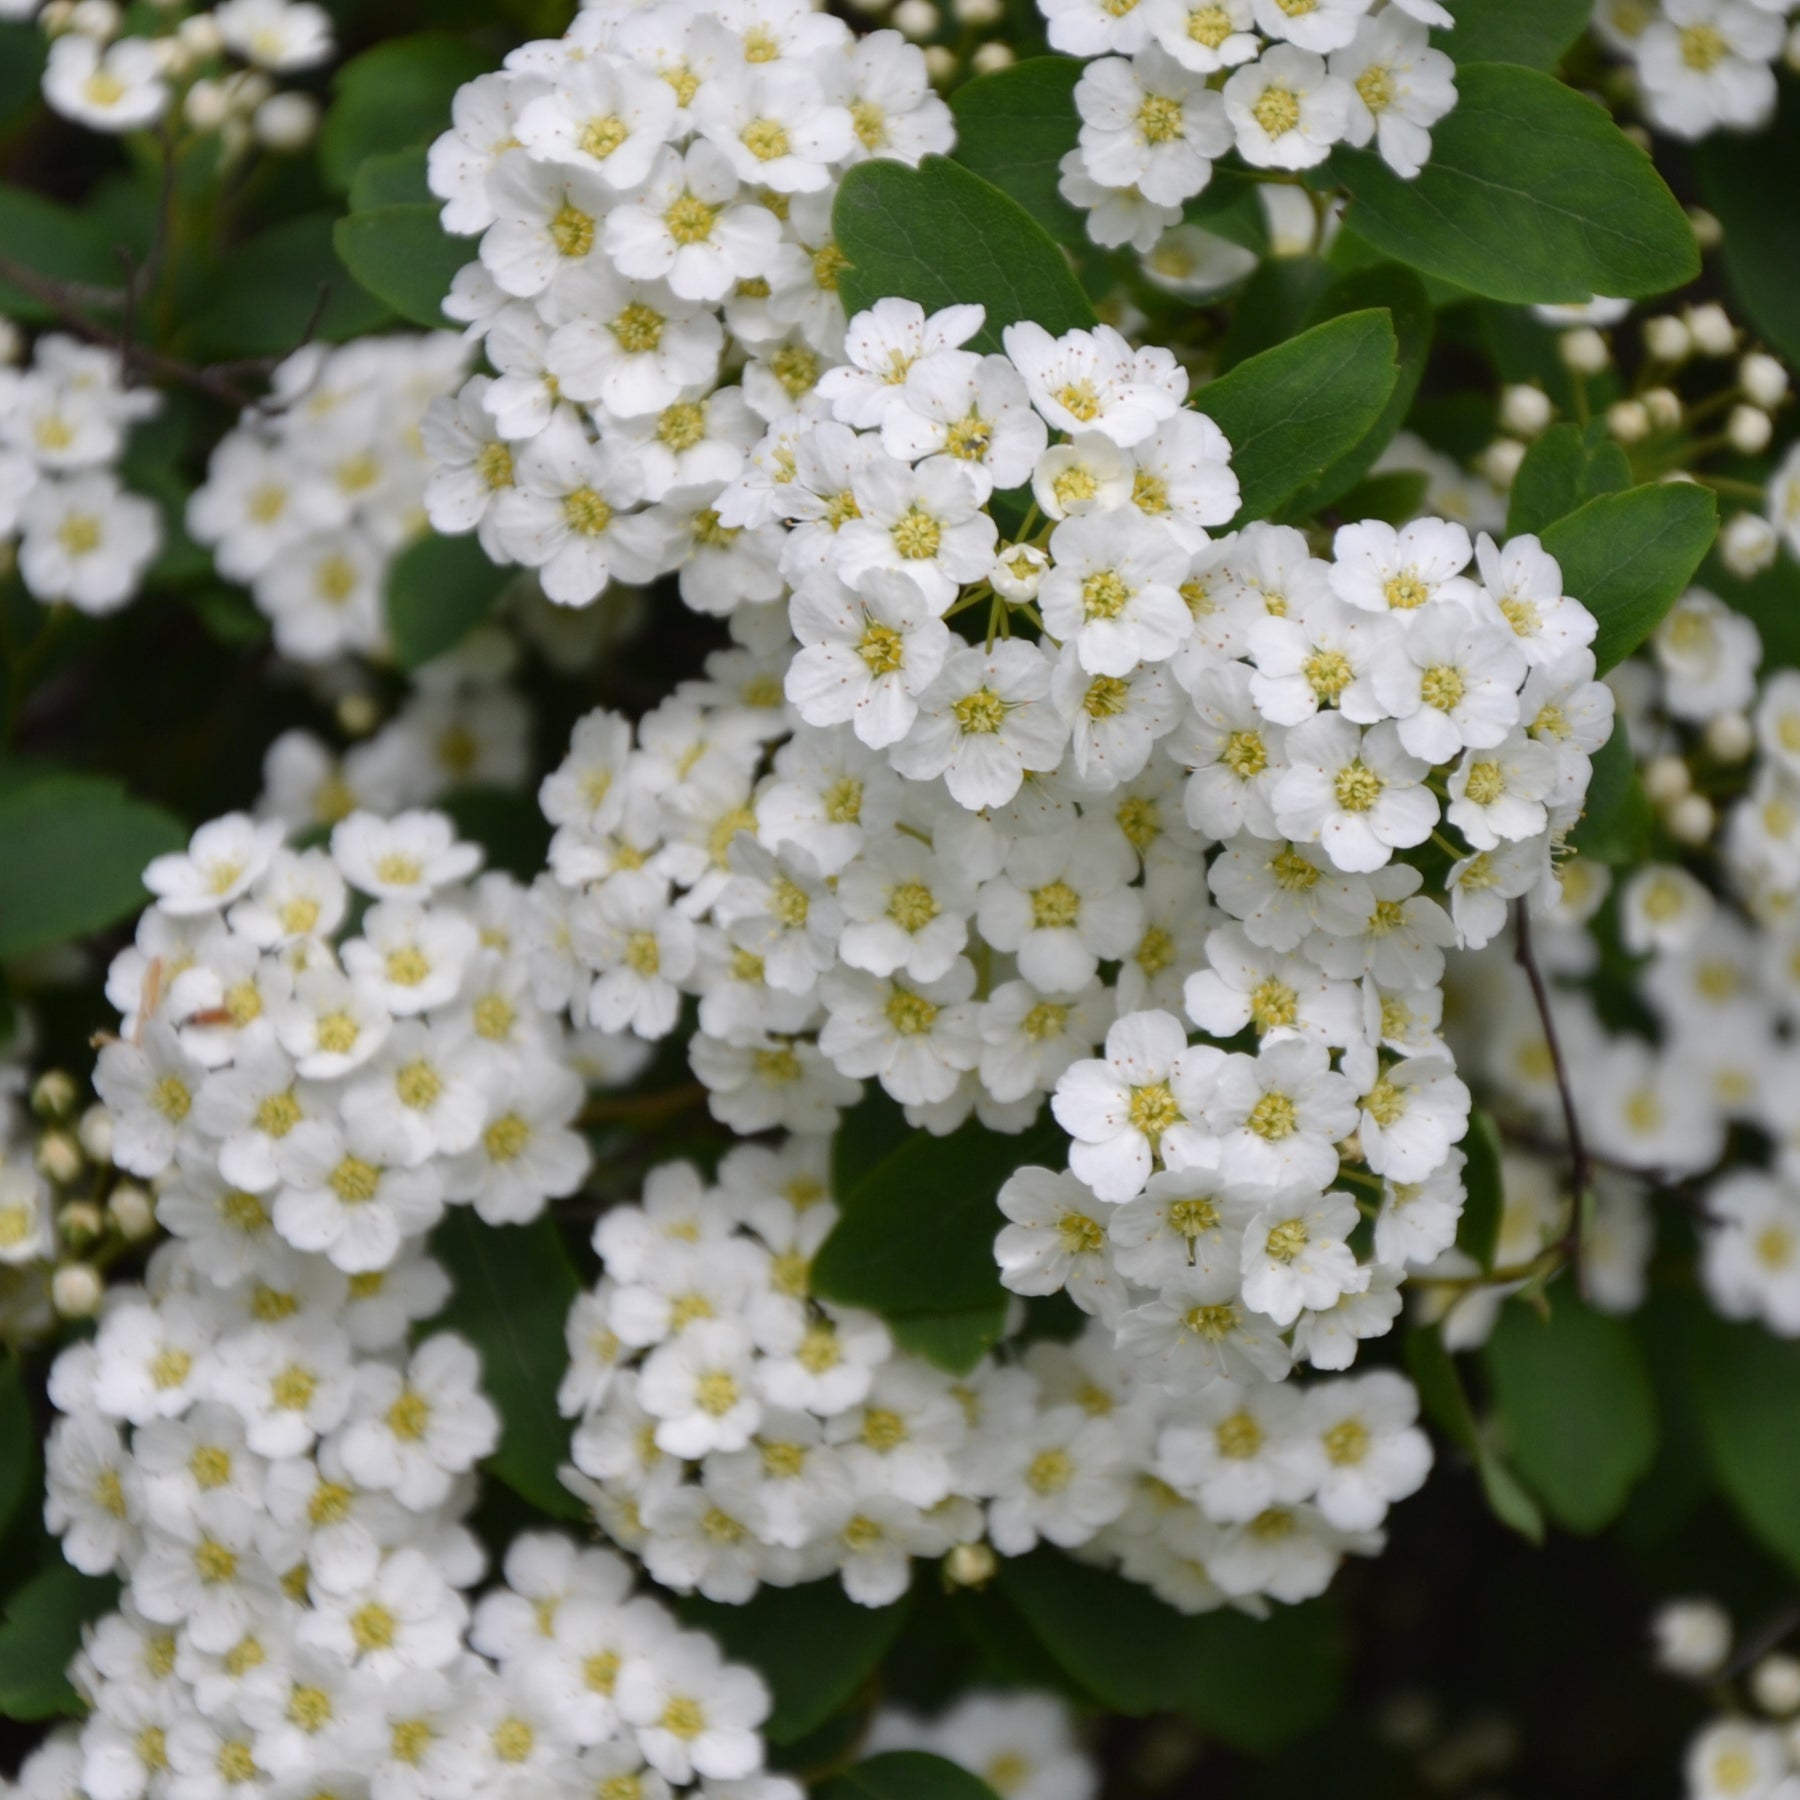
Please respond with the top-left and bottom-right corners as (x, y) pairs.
(1330, 9), (1456, 178)
(1051, 1008), (1215, 1201)
(1239, 1187), (1364, 1327)
(975, 824), (1144, 992)
(17, 474), (161, 615)
(786, 569), (953, 747)
(338, 1334), (500, 1510)
(145, 815), (286, 917)
(816, 299), (987, 431)
(1167, 662), (1290, 840)
(573, 871), (698, 1039)
(1372, 601), (1527, 764)
(834, 453), (998, 611)
(1074, 49), (1234, 206)
(995, 1166), (1124, 1321)
(1204, 1040), (1359, 1189)
(1003, 322), (1182, 448)
(1222, 46), (1352, 170)
(1473, 532), (1595, 666)
(1040, 509), (1192, 676)
(694, 63), (855, 191)
(1330, 516), (1476, 620)
(984, 1405), (1132, 1553)
(1116, 1264), (1294, 1388)
(43, 35), (170, 132)
(603, 143), (783, 304)
(1298, 1370), (1431, 1531)
(1158, 1379), (1313, 1522)
(1273, 715), (1438, 873)
(1637, 0), (1782, 140)
(817, 961), (981, 1106)
(1445, 733), (1561, 850)
(882, 351), (1049, 499)
(331, 810), (482, 900)
(515, 56), (680, 188)
(1355, 1054), (1469, 1182)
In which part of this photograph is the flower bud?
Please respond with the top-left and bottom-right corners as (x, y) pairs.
(969, 39), (1013, 71)
(1705, 710), (1755, 763)
(1651, 1599), (1731, 1679)
(31, 1071), (78, 1121)
(1477, 439), (1526, 487)
(1559, 328), (1609, 375)
(1668, 792), (1716, 846)
(36, 1132), (83, 1187)
(68, 0), (121, 40)
(1686, 303), (1736, 357)
(1499, 384), (1552, 437)
(179, 12), (225, 54)
(955, 0), (1005, 24)
(185, 78), (230, 131)
(336, 691), (381, 738)
(893, 0), (939, 37)
(255, 91), (320, 154)
(0, 318), (21, 367)
(1688, 205), (1723, 251)
(1643, 754), (1690, 804)
(1721, 513), (1779, 581)
(922, 43), (956, 80)
(76, 1104), (114, 1166)
(107, 1183), (156, 1243)
(1728, 404), (1772, 456)
(56, 1200), (104, 1251)
(991, 543), (1049, 603)
(1643, 314), (1691, 363)
(1754, 1656), (1800, 1718)
(52, 1264), (103, 1321)
(1741, 352), (1788, 410)
(1643, 386), (1682, 431)
(944, 1541), (997, 1588)
(1606, 400), (1649, 444)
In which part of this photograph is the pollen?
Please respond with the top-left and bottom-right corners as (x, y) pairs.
(889, 880), (940, 932)
(1248, 1092), (1299, 1141)
(1128, 1080), (1182, 1143)
(611, 302), (666, 353)
(1333, 760), (1384, 813)
(1027, 1448), (1075, 1494)
(1137, 92), (1185, 143)
(885, 986), (940, 1036)
(1264, 1215), (1309, 1259)
(564, 486), (614, 537)
(580, 114), (629, 159)
(1222, 729), (1268, 778)
(664, 192), (718, 245)
(858, 618), (907, 675)
(1463, 760), (1506, 805)
(1419, 664), (1467, 712)
(1031, 880), (1082, 930)
(891, 506), (943, 560)
(741, 117), (790, 161)
(953, 686), (1007, 735)
(1082, 569), (1133, 619)
(1216, 1410), (1263, 1459)
(549, 202), (596, 257)
(1251, 86), (1301, 138)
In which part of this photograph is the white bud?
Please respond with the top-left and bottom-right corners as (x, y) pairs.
(107, 1183), (155, 1243)
(922, 43), (956, 79)
(944, 1541), (997, 1587)
(991, 543), (1049, 603)
(1686, 302), (1736, 357)
(1644, 314), (1691, 363)
(1754, 1656), (1800, 1717)
(76, 1103), (113, 1165)
(1668, 792), (1716, 845)
(1476, 438), (1526, 487)
(1560, 328), (1609, 375)
(52, 1264), (103, 1320)
(151, 35), (191, 76)
(0, 318), (20, 367)
(1643, 386), (1682, 431)
(1606, 400), (1650, 444)
(35, 1132), (83, 1186)
(1652, 1600), (1732, 1680)
(894, 0), (939, 37)
(179, 12), (224, 54)
(184, 78), (230, 131)
(1260, 184), (1319, 258)
(1788, 20), (1800, 72)
(1499, 384), (1553, 437)
(254, 91), (319, 153)
(336, 691), (381, 738)
(969, 40), (1013, 71)
(226, 69), (273, 111)
(1741, 352), (1788, 410)
(1728, 405), (1772, 456)
(1644, 753), (1691, 804)
(1721, 512), (1779, 581)
(1705, 710), (1755, 763)
(955, 0), (1005, 23)
(41, 2), (76, 34)
(1689, 205), (1723, 251)
(68, 0), (120, 39)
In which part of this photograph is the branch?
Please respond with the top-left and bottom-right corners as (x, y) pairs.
(1513, 901), (1593, 1296)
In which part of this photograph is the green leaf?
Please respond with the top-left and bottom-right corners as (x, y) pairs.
(349, 147), (434, 213)
(834, 156), (1096, 355)
(334, 205), (466, 330)
(0, 1358), (30, 1547)
(0, 189), (119, 322)
(1685, 1304), (1800, 1579)
(1569, 726), (1651, 866)
(431, 1210), (586, 1519)
(1484, 1287), (1659, 1533)
(996, 1552), (1341, 1750)
(1505, 421), (1632, 537)
(387, 531), (511, 670)
(0, 1564), (117, 1720)
(184, 213), (393, 358)
(0, 772), (185, 961)
(1284, 262), (1434, 517)
(1454, 1110), (1504, 1272)
(817, 1753), (1000, 1800)
(949, 57), (1087, 249)
(1430, 0), (1589, 68)
(1216, 257), (1336, 373)
(0, 24), (47, 128)
(678, 1583), (911, 1742)
(813, 1111), (1061, 1322)
(1195, 311), (1400, 526)
(318, 33), (492, 193)
(437, 788), (552, 884)
(1327, 468), (1430, 526)
(1328, 64), (1697, 304)
(1693, 83), (1800, 368)
(1405, 1324), (1544, 1543)
(891, 1306), (1010, 1375)
(1539, 483), (1718, 674)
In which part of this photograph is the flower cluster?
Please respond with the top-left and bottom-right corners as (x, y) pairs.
(558, 1145), (1432, 1612)
(866, 1690), (1098, 1800)
(0, 332), (164, 618)
(188, 337), (474, 666)
(1653, 1596), (1800, 1800)
(1593, 0), (1800, 142)
(420, 0), (953, 608)
(11, 0), (332, 151)
(1052, 0), (1458, 254)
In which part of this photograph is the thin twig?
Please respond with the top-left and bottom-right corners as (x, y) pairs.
(1513, 902), (1593, 1296)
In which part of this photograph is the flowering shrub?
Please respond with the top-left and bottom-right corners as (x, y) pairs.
(3, 0), (1800, 1796)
